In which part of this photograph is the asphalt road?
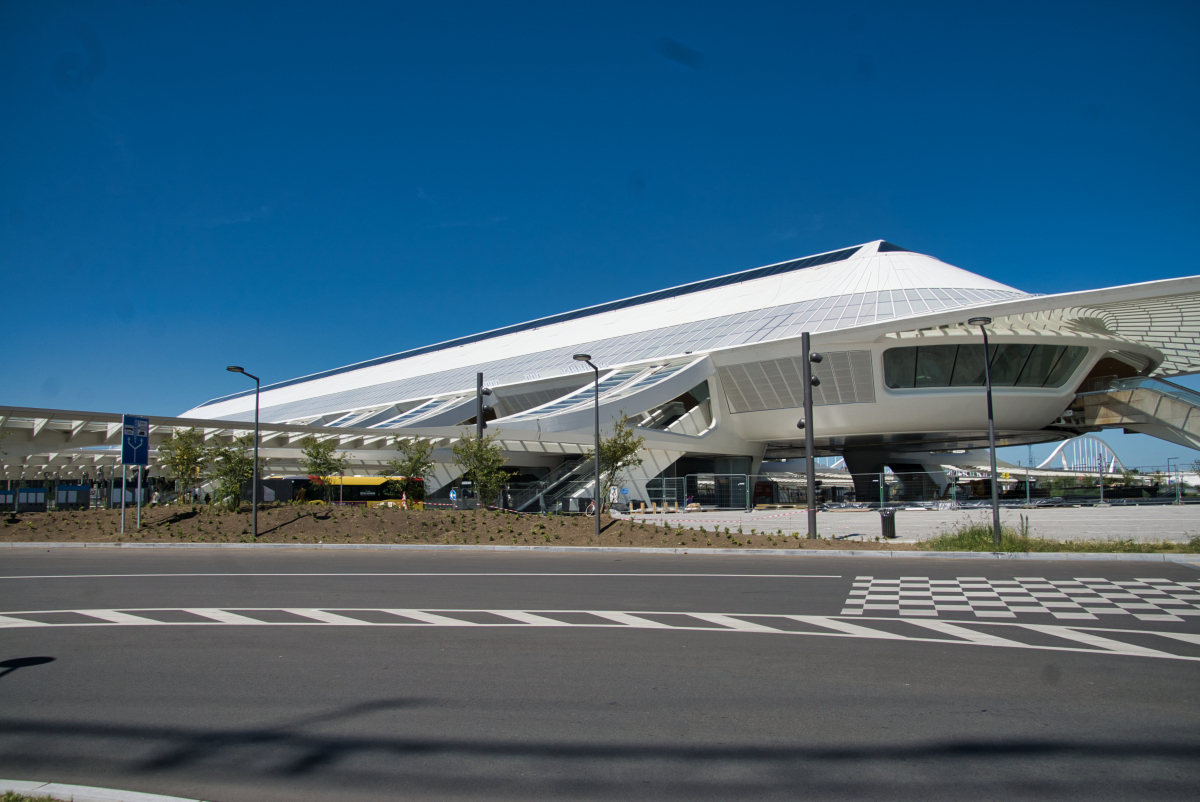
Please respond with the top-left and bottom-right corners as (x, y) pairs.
(0, 548), (1198, 801)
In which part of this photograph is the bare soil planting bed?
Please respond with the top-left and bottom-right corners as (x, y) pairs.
(0, 505), (912, 550)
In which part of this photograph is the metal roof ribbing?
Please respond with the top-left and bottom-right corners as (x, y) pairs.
(196, 245), (862, 409)
(209, 285), (1024, 423)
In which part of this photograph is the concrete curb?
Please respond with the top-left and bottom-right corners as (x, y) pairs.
(0, 778), (206, 802)
(1, 541), (1198, 564)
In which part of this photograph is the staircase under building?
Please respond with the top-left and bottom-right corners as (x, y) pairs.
(1058, 376), (1200, 450)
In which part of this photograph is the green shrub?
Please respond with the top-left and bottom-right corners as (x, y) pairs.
(919, 516), (1200, 553)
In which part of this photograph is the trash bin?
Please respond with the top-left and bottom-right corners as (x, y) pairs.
(879, 508), (897, 539)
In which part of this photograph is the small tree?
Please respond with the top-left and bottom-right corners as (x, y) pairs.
(157, 428), (209, 504)
(451, 430), (511, 507)
(583, 412), (645, 512)
(381, 437), (436, 501)
(208, 434), (259, 511)
(300, 435), (348, 504)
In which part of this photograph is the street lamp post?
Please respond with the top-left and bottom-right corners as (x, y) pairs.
(573, 354), (601, 539)
(796, 332), (823, 539)
(226, 366), (261, 539)
(968, 317), (1002, 548)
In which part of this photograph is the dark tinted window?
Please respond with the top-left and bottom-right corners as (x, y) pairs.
(1016, 345), (1066, 387)
(883, 348), (916, 388)
(884, 344), (1088, 389)
(1045, 346), (1088, 387)
(914, 345), (957, 387)
(949, 344), (988, 386)
(877, 241), (910, 253)
(989, 344), (1033, 384)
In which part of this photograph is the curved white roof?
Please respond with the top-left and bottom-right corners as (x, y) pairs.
(187, 240), (1029, 422)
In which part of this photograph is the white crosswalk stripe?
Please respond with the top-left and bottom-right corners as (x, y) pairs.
(488, 611), (567, 626)
(0, 606), (1196, 662)
(688, 613), (782, 632)
(905, 620), (1028, 647)
(185, 608), (271, 625)
(380, 609), (480, 626)
(282, 609), (371, 625)
(589, 612), (674, 628)
(1018, 624), (1174, 658)
(78, 610), (156, 625)
(787, 615), (907, 639)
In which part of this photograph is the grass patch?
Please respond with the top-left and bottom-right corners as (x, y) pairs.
(919, 515), (1200, 553)
(3, 793), (59, 802)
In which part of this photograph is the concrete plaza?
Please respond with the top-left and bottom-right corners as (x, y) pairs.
(616, 503), (1200, 543)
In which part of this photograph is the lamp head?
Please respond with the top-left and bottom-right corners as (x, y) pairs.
(226, 366), (245, 374)
(573, 354), (592, 362)
(967, 317), (992, 326)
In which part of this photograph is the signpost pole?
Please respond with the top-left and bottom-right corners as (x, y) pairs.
(121, 464), (127, 534)
(136, 465), (141, 530)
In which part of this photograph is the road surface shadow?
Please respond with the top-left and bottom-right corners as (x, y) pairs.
(0, 704), (1196, 800)
(0, 656), (54, 680)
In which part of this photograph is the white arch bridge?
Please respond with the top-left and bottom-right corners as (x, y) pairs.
(1037, 434), (1127, 473)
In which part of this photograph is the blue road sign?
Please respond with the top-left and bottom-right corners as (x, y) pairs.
(621, 487), (629, 495)
(121, 414), (150, 466)
(449, 489), (458, 501)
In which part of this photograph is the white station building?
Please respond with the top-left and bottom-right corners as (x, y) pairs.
(171, 239), (1200, 508)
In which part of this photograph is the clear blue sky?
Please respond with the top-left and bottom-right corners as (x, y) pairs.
(2, 0), (1198, 469)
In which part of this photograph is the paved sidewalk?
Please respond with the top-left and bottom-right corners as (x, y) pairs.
(615, 504), (1200, 543)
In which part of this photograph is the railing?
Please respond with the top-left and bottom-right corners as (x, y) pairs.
(1092, 376), (1200, 408)
(629, 469), (1198, 511)
(509, 456), (590, 512)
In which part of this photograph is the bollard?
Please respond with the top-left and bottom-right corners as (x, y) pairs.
(879, 508), (897, 539)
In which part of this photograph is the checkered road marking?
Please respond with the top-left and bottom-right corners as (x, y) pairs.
(842, 576), (1200, 621)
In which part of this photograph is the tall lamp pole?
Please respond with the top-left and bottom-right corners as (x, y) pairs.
(226, 366), (260, 539)
(1167, 456), (1180, 504)
(968, 317), (1002, 548)
(573, 354), (601, 538)
(796, 332), (823, 539)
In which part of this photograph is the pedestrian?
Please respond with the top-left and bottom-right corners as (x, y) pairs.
(151, 490), (160, 507)
(204, 492), (211, 505)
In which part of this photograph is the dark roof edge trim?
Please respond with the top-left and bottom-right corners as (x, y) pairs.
(197, 244), (864, 408)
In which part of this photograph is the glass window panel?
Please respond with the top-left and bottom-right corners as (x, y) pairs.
(1045, 346), (1089, 387)
(914, 345), (958, 387)
(1015, 345), (1067, 386)
(883, 347), (917, 389)
(949, 345), (987, 386)
(988, 344), (1034, 386)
